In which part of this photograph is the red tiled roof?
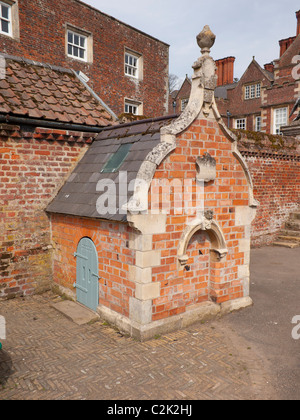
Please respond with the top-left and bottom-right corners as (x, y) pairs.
(0, 55), (116, 127)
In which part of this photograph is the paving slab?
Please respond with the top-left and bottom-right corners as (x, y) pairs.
(51, 300), (100, 326)
(0, 246), (298, 400)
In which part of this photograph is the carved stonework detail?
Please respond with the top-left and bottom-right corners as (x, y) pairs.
(146, 142), (176, 166)
(196, 153), (216, 183)
(178, 254), (189, 267)
(198, 213), (213, 231)
(196, 25), (216, 54)
(204, 210), (214, 220)
(177, 216), (228, 269)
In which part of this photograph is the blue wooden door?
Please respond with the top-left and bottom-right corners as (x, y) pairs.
(74, 237), (99, 311)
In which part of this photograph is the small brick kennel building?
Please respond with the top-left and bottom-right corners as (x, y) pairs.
(47, 27), (258, 340)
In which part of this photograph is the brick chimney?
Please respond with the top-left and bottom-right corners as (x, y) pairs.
(279, 36), (296, 57)
(278, 11), (300, 57)
(296, 10), (300, 36)
(215, 57), (235, 86)
(264, 62), (274, 73)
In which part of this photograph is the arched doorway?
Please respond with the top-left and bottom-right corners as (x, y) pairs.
(74, 237), (99, 311)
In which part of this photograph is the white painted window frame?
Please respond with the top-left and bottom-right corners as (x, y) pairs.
(125, 51), (138, 78)
(255, 115), (261, 132)
(124, 99), (143, 115)
(245, 83), (261, 100)
(256, 83), (261, 98)
(0, 1), (12, 37)
(67, 29), (88, 62)
(181, 98), (188, 111)
(235, 118), (246, 130)
(124, 48), (143, 80)
(273, 107), (288, 135)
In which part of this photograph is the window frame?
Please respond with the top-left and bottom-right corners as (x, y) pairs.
(65, 25), (93, 63)
(244, 83), (261, 100)
(67, 29), (87, 62)
(255, 115), (261, 132)
(124, 99), (143, 116)
(0, 0), (12, 37)
(235, 118), (246, 130)
(125, 51), (138, 78)
(181, 98), (188, 111)
(101, 143), (133, 174)
(124, 48), (143, 80)
(273, 107), (288, 135)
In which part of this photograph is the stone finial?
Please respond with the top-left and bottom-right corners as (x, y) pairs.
(197, 25), (216, 54)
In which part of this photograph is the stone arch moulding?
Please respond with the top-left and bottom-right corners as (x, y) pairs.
(177, 216), (228, 268)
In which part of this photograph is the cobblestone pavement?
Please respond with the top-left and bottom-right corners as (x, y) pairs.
(0, 292), (276, 400)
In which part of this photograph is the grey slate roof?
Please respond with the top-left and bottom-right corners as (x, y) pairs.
(46, 115), (177, 222)
(215, 82), (238, 99)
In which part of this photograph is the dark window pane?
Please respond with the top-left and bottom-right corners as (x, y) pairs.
(68, 44), (73, 55)
(80, 36), (85, 47)
(74, 34), (79, 46)
(1, 5), (9, 20)
(68, 31), (73, 43)
(1, 19), (9, 33)
(73, 46), (79, 57)
(79, 48), (84, 59)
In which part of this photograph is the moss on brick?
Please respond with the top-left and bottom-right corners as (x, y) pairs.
(233, 129), (297, 151)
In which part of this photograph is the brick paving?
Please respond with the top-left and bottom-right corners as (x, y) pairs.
(0, 292), (276, 401)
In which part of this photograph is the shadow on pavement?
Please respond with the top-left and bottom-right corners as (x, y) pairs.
(0, 349), (13, 387)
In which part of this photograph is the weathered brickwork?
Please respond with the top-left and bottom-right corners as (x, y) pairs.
(52, 215), (135, 316)
(0, 126), (93, 299)
(51, 215), (135, 318)
(246, 156), (300, 246)
(0, 0), (169, 118)
(237, 131), (300, 246)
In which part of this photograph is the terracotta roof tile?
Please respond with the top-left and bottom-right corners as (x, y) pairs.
(0, 55), (116, 127)
(28, 108), (43, 119)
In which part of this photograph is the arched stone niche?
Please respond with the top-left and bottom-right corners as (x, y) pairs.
(177, 216), (228, 269)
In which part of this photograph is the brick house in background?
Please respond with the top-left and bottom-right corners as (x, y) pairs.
(170, 75), (191, 114)
(172, 10), (300, 135)
(0, 0), (169, 118)
(0, 54), (116, 299)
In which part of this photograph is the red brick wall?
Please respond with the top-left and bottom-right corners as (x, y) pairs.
(246, 156), (300, 246)
(0, 0), (169, 118)
(0, 125), (93, 299)
(238, 132), (300, 246)
(51, 215), (135, 318)
(150, 118), (250, 322)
